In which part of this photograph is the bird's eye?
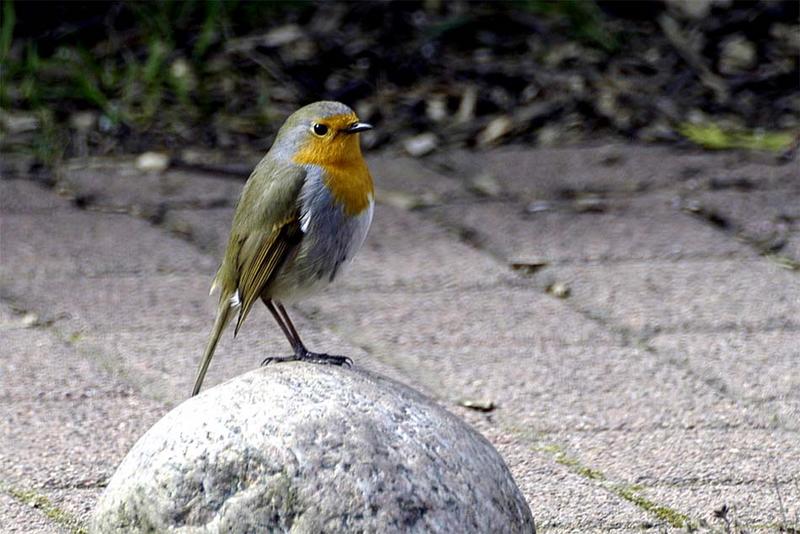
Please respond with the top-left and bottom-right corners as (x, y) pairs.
(312, 123), (328, 136)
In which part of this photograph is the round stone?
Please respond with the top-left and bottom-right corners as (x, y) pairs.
(90, 364), (535, 533)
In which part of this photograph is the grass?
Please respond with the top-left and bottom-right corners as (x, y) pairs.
(1, 0), (307, 164)
(2, 0), (793, 171)
(0, 0), (14, 61)
(516, 0), (619, 52)
(2, 484), (88, 534)
(529, 439), (696, 529)
(1, 0), (627, 168)
(27, 108), (67, 169)
(765, 254), (800, 271)
(679, 122), (796, 152)
(525, 430), (800, 533)
(613, 484), (693, 529)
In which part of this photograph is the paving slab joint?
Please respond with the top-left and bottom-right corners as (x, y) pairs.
(0, 295), (153, 402)
(680, 202), (800, 268)
(543, 448), (800, 533)
(611, 484), (694, 530)
(524, 435), (698, 530)
(421, 206), (649, 345)
(1, 482), (88, 534)
(763, 253), (800, 272)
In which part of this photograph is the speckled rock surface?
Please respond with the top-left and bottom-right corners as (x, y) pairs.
(90, 364), (534, 533)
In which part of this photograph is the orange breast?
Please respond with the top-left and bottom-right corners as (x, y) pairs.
(315, 157), (373, 216)
(292, 118), (374, 216)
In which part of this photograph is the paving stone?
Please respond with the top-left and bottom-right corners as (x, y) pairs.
(0, 397), (164, 489)
(782, 234), (800, 261)
(0, 211), (216, 278)
(305, 287), (616, 353)
(542, 529), (678, 533)
(346, 204), (513, 290)
(762, 399), (800, 431)
(304, 286), (762, 432)
(0, 492), (68, 533)
(441, 145), (695, 198)
(0, 328), (131, 402)
(551, 258), (800, 333)
(641, 482), (800, 531)
(685, 188), (800, 259)
(557, 429), (800, 486)
(699, 158), (799, 191)
(508, 474), (653, 531)
(440, 145), (798, 200)
(650, 331), (800, 402)
(3, 273), (212, 333)
(6, 268), (427, 403)
(367, 152), (466, 201)
(0, 179), (72, 212)
(687, 190), (800, 231)
(61, 164), (242, 210)
(162, 206), (233, 254)
(437, 344), (759, 432)
(431, 197), (752, 264)
(77, 327), (241, 403)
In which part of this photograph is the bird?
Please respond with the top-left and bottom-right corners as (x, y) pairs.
(191, 101), (375, 396)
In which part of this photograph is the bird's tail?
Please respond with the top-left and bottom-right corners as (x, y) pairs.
(191, 303), (233, 396)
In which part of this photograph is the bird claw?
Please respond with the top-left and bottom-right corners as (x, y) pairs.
(261, 351), (353, 367)
(303, 352), (353, 367)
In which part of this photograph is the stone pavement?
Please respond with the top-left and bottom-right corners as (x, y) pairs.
(1, 144), (798, 532)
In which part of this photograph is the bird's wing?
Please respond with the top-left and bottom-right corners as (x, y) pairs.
(234, 215), (302, 334)
(225, 162), (307, 335)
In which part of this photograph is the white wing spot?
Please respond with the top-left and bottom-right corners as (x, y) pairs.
(230, 291), (242, 308)
(300, 209), (312, 233)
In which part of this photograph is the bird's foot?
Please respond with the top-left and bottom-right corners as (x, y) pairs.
(261, 348), (353, 367)
(299, 351), (353, 366)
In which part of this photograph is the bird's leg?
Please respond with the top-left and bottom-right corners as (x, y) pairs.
(275, 302), (305, 352)
(261, 301), (352, 366)
(277, 303), (353, 366)
(264, 299), (299, 349)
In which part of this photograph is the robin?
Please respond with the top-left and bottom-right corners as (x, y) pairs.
(191, 101), (374, 396)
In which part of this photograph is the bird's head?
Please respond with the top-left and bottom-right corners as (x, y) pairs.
(271, 101), (372, 167)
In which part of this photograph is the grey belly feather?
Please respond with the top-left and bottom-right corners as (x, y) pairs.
(266, 167), (373, 303)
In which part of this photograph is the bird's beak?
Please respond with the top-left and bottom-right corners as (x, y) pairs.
(344, 122), (373, 134)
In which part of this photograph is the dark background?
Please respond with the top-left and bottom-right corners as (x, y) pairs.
(1, 0), (798, 169)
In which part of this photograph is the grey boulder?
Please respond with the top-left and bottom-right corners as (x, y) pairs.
(91, 364), (535, 533)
